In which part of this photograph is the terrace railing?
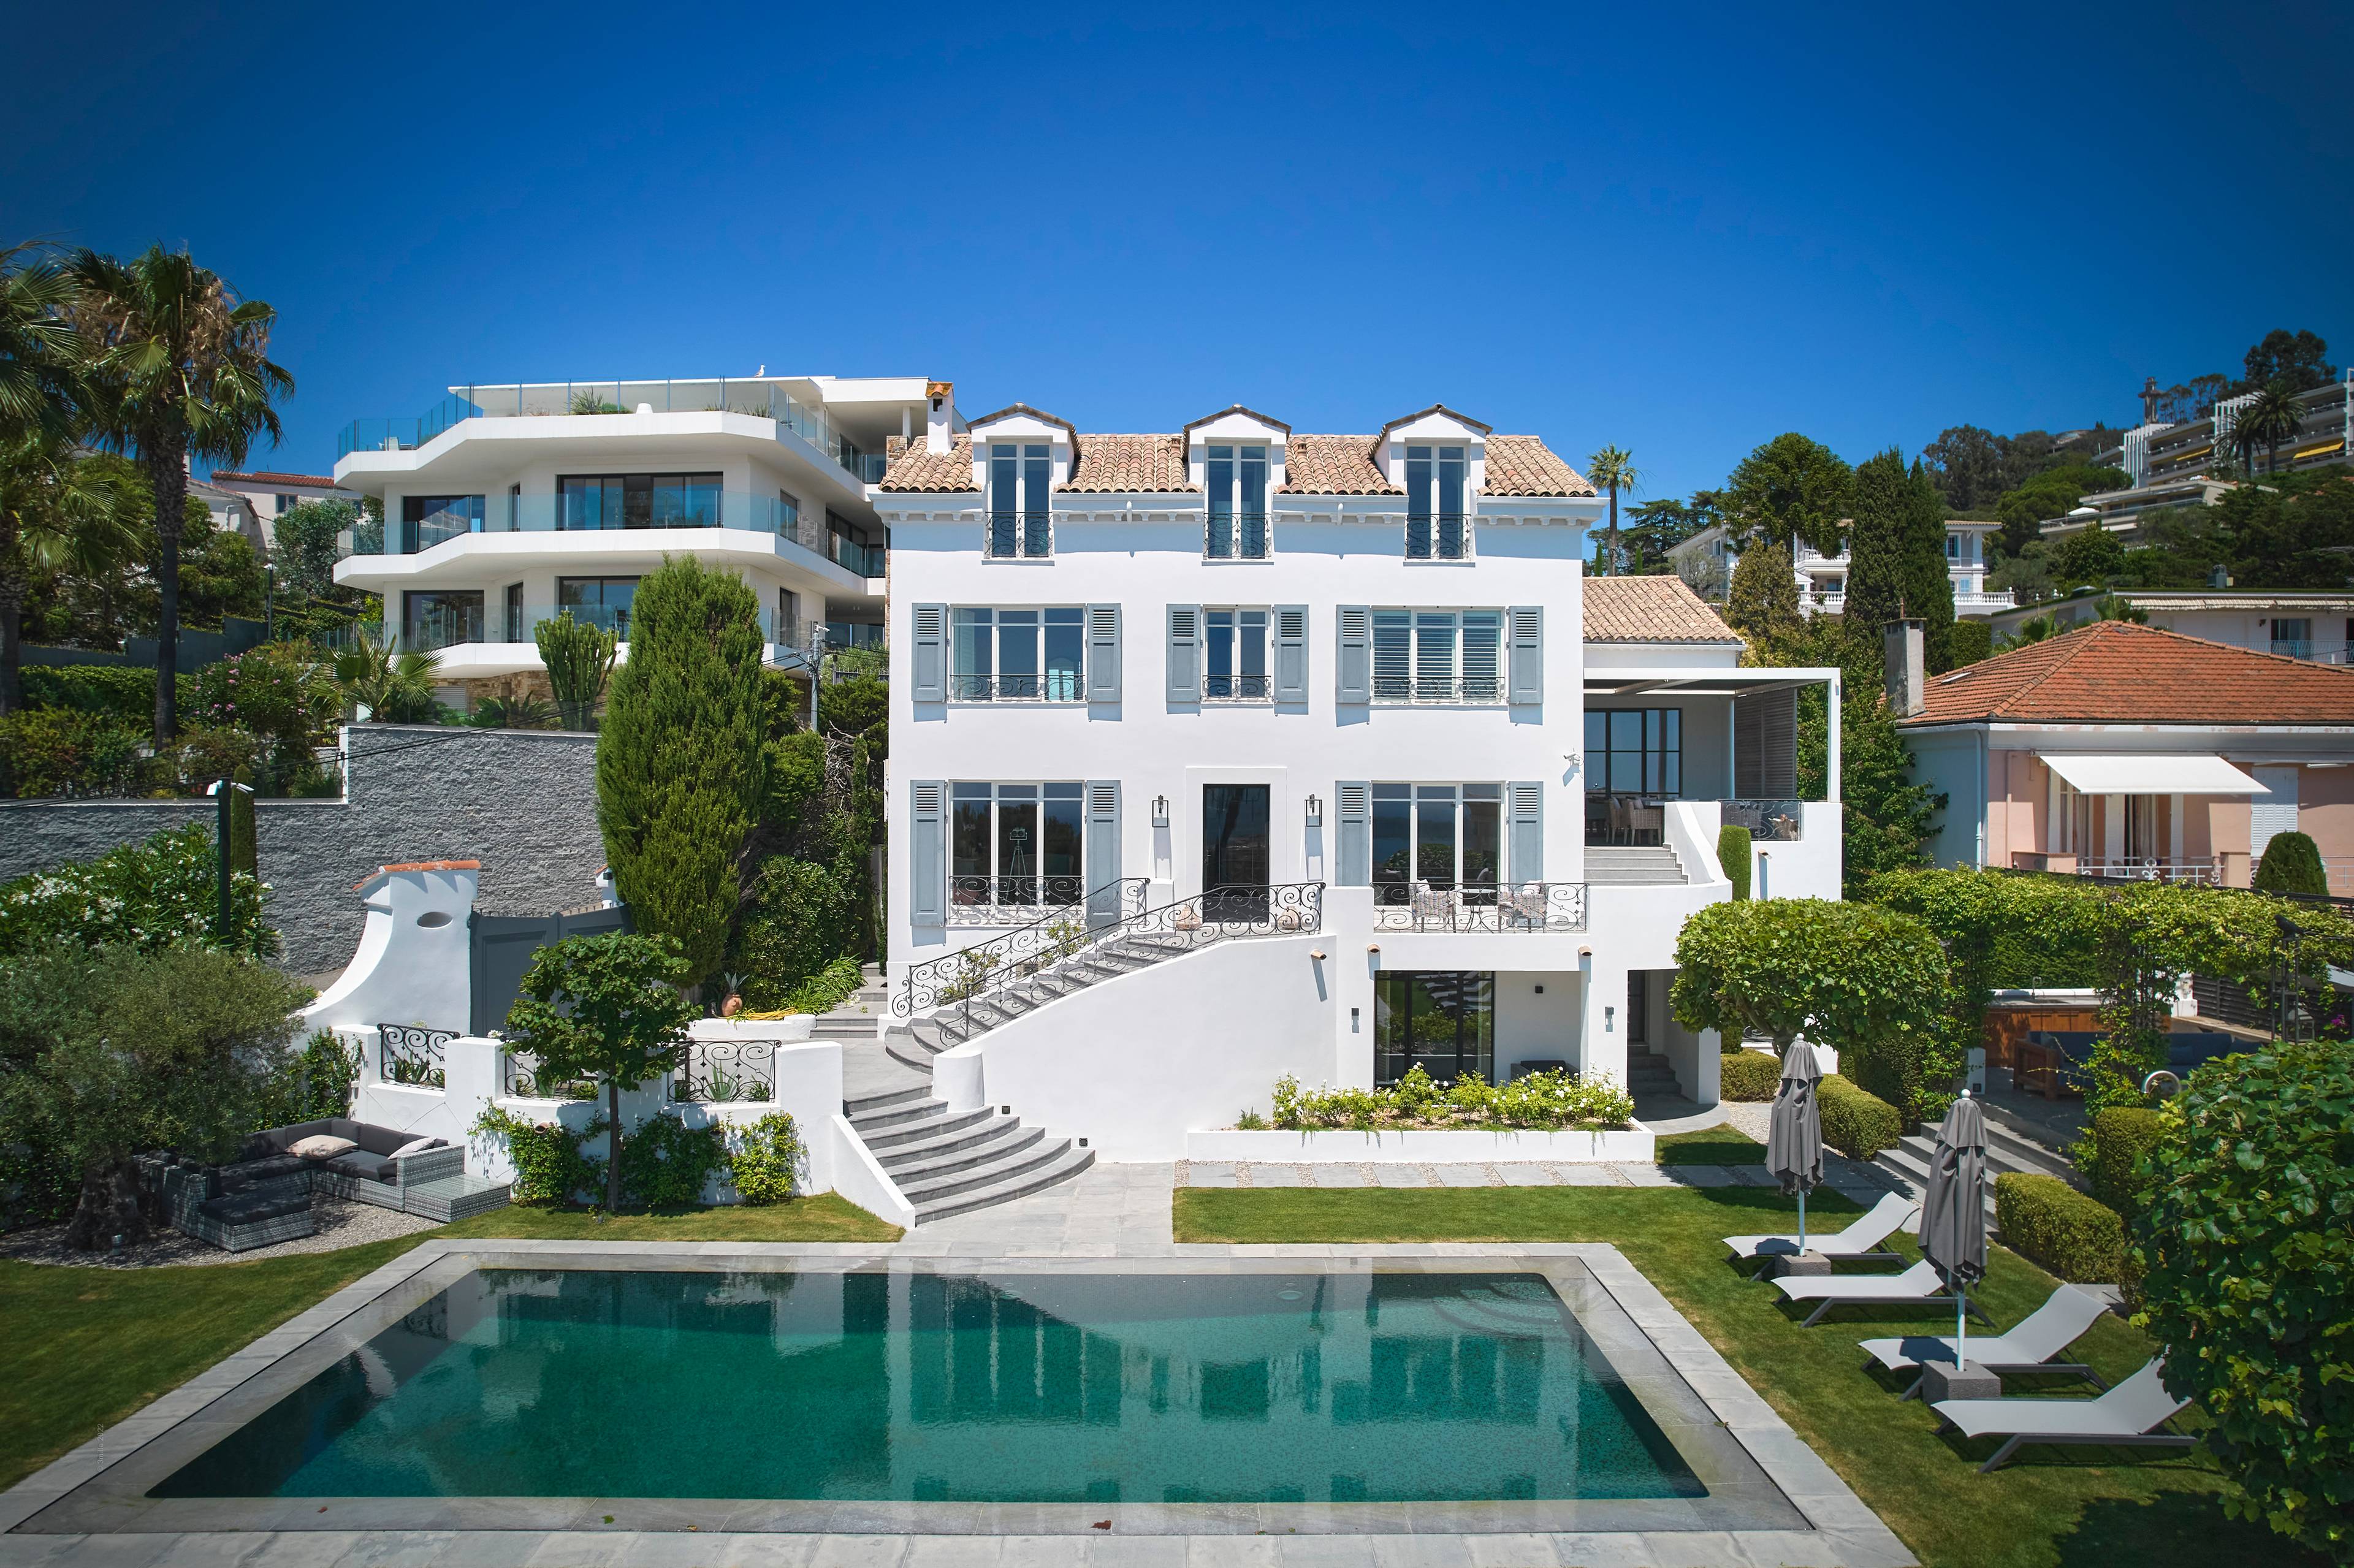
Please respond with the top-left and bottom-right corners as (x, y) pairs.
(672, 1040), (780, 1105)
(378, 1024), (453, 1089)
(950, 874), (1104, 923)
(1371, 881), (1588, 933)
(501, 1051), (595, 1100)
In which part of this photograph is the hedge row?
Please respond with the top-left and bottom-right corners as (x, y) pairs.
(1994, 1171), (2127, 1283)
(1720, 1049), (1781, 1102)
(2089, 1106), (2168, 1215)
(1819, 1074), (1902, 1159)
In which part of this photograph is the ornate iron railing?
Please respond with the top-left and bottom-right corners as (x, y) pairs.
(377, 1024), (452, 1089)
(947, 672), (1084, 702)
(502, 1052), (595, 1100)
(1203, 673), (1271, 701)
(1371, 881), (1588, 933)
(897, 878), (1151, 1018)
(672, 1040), (779, 1104)
(899, 881), (1324, 1024)
(950, 874), (1099, 923)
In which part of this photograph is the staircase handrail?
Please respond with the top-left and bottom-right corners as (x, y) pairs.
(899, 881), (1326, 1028)
(895, 877), (1150, 1018)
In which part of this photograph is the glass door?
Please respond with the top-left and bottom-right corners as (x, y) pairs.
(1202, 783), (1270, 922)
(1374, 972), (1495, 1086)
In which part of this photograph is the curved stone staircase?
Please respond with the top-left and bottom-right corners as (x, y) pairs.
(883, 931), (1200, 1072)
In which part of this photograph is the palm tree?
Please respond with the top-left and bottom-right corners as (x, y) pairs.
(1, 241), (91, 451)
(2231, 380), (2306, 477)
(66, 246), (292, 742)
(334, 625), (442, 723)
(0, 433), (141, 712)
(1585, 445), (1641, 576)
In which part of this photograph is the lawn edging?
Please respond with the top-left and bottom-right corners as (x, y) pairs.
(1186, 1121), (1656, 1162)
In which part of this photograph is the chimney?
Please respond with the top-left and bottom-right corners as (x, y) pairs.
(924, 380), (953, 455)
(1883, 618), (1924, 718)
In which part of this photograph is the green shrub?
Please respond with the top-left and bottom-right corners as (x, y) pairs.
(780, 955), (865, 1015)
(1718, 824), (1752, 899)
(617, 1111), (729, 1208)
(1818, 1074), (1901, 1158)
(190, 644), (334, 750)
(254, 1029), (360, 1126)
(1266, 1069), (1632, 1132)
(732, 854), (864, 1008)
(2133, 1039), (2354, 1561)
(0, 707), (155, 797)
(0, 824), (273, 958)
(2253, 830), (2329, 897)
(729, 1112), (805, 1205)
(472, 1106), (602, 1206)
(1995, 1171), (2127, 1282)
(17, 664), (171, 720)
(2087, 1106), (2168, 1214)
(1234, 1109), (1268, 1130)
(1720, 1048), (1781, 1101)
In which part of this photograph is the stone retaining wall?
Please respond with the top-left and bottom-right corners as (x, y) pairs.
(0, 726), (605, 976)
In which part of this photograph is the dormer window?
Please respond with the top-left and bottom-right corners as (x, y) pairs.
(1205, 444), (1270, 559)
(987, 443), (1052, 558)
(1405, 445), (1468, 559)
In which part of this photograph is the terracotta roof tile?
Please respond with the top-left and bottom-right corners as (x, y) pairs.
(877, 434), (979, 492)
(1276, 435), (1401, 495)
(1484, 436), (1596, 497)
(1061, 433), (1194, 493)
(1582, 577), (1742, 643)
(1907, 620), (2354, 726)
(208, 470), (343, 489)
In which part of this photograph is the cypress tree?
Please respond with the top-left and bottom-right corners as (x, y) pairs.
(1840, 447), (1911, 640)
(1904, 459), (1958, 672)
(1724, 541), (1802, 641)
(595, 556), (769, 989)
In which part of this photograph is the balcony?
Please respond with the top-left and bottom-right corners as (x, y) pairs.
(1205, 512), (1270, 560)
(949, 875), (1096, 926)
(1371, 676), (1506, 705)
(397, 601), (798, 655)
(1403, 515), (1469, 561)
(1370, 881), (1589, 932)
(948, 672), (1084, 702)
(336, 379), (883, 486)
(349, 493), (886, 579)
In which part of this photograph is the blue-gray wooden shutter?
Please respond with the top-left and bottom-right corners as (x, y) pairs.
(1336, 606), (1371, 704)
(1085, 604), (1121, 703)
(910, 780), (946, 924)
(1084, 780), (1122, 927)
(1273, 604), (1308, 702)
(1507, 605), (1543, 705)
(912, 603), (947, 702)
(1337, 781), (1371, 886)
(1166, 604), (1202, 704)
(1509, 780), (1544, 884)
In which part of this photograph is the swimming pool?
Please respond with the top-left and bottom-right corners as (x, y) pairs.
(153, 1267), (1699, 1504)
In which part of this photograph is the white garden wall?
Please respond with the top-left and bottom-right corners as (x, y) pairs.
(1187, 1125), (1655, 1162)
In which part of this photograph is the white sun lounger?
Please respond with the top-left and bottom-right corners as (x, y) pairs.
(1861, 1283), (2111, 1398)
(1725, 1190), (1916, 1277)
(1932, 1358), (2193, 1472)
(1773, 1258), (1995, 1327)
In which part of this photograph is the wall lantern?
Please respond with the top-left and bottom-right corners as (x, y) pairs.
(1304, 793), (1323, 826)
(1152, 794), (1170, 827)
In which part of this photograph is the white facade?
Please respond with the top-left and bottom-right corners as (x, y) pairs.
(1674, 521), (2014, 617)
(205, 470), (363, 557)
(330, 375), (937, 695)
(878, 402), (1845, 1150)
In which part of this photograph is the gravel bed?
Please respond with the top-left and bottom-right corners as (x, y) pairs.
(0, 1194), (440, 1269)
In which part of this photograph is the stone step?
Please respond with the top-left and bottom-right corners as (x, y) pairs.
(913, 1143), (1097, 1225)
(870, 1106), (1027, 1168)
(842, 1080), (932, 1117)
(848, 1098), (984, 1143)
(895, 1133), (1076, 1207)
(884, 1122), (1047, 1185)
(1586, 870), (1689, 885)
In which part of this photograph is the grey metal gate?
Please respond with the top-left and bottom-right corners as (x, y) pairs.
(470, 905), (633, 1036)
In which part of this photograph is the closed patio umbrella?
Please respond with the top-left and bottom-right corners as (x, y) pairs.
(1918, 1094), (1990, 1367)
(1766, 1041), (1825, 1251)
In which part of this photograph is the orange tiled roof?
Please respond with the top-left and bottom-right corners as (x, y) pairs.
(1907, 620), (2354, 726)
(1484, 435), (1595, 497)
(877, 434), (979, 492)
(1582, 577), (1742, 642)
(1275, 435), (1401, 495)
(1061, 433), (1194, 493)
(210, 470), (342, 489)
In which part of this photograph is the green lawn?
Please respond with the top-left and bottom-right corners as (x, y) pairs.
(1176, 1184), (2310, 1568)
(1653, 1122), (1767, 1164)
(0, 1193), (897, 1492)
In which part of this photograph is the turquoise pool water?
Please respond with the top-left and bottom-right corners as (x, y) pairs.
(153, 1269), (1703, 1503)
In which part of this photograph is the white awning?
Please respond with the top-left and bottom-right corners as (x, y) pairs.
(2040, 753), (2269, 796)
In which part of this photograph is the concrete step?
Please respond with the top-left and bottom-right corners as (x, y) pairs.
(871, 1107), (1029, 1168)
(812, 1017), (878, 1038)
(1586, 870), (1689, 885)
(856, 1103), (1002, 1152)
(913, 1143), (1097, 1225)
(842, 1080), (932, 1117)
(896, 1132), (1076, 1207)
(884, 1122), (1047, 1185)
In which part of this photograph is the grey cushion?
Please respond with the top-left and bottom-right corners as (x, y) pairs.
(201, 1192), (309, 1224)
(328, 1150), (395, 1182)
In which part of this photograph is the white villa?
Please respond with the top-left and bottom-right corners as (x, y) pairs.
(871, 400), (1846, 1186)
(1672, 519), (2013, 617)
(329, 375), (929, 701)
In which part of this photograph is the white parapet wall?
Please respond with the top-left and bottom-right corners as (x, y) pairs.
(302, 861), (479, 1036)
(1187, 1124), (1655, 1163)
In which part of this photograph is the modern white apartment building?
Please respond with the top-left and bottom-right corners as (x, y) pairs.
(1672, 521), (2014, 617)
(870, 400), (1845, 1180)
(330, 375), (932, 698)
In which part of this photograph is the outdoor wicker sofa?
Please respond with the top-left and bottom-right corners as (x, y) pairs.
(234, 1119), (463, 1210)
(143, 1153), (317, 1253)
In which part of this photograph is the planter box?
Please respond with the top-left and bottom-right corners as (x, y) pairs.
(1186, 1124), (1655, 1164)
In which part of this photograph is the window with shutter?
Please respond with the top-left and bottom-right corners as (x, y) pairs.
(1336, 780), (1371, 886)
(1167, 605), (1202, 704)
(1509, 781), (1544, 883)
(1336, 606), (1371, 704)
(1085, 604), (1121, 702)
(1085, 780), (1122, 925)
(1273, 605), (1308, 701)
(912, 604), (947, 702)
(1507, 606), (1542, 704)
(910, 780), (946, 925)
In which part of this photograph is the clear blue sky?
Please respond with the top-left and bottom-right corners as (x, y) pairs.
(9, 1), (2348, 505)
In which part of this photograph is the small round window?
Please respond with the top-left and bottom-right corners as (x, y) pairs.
(416, 911), (452, 929)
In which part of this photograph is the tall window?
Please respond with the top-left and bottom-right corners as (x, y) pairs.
(557, 473), (722, 530)
(503, 583), (524, 642)
(1374, 972), (1493, 1086)
(988, 443), (1053, 558)
(398, 494), (482, 553)
(950, 607), (1084, 700)
(1371, 783), (1503, 900)
(1205, 444), (1268, 558)
(1205, 607), (1269, 699)
(950, 782), (1084, 907)
(557, 577), (639, 637)
(1405, 445), (1468, 559)
(1584, 709), (1682, 794)
(1370, 609), (1503, 701)
(2272, 618), (2313, 658)
(779, 489), (803, 547)
(401, 589), (483, 650)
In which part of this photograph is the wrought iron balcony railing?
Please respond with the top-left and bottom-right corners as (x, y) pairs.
(1203, 673), (1271, 701)
(951, 875), (1097, 923)
(672, 1040), (780, 1104)
(377, 1024), (452, 1089)
(947, 672), (1085, 702)
(1371, 880), (1589, 932)
(1370, 676), (1506, 704)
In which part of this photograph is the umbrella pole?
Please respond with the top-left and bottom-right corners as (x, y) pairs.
(1956, 1289), (1968, 1370)
(1797, 1189), (1806, 1253)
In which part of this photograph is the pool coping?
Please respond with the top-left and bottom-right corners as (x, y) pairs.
(0, 1238), (1919, 1568)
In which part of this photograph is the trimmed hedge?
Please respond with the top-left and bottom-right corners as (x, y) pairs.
(1721, 1048), (1781, 1102)
(2252, 829), (2328, 897)
(2089, 1106), (2167, 1215)
(1718, 824), (1752, 899)
(1819, 1074), (1901, 1159)
(1995, 1171), (2127, 1283)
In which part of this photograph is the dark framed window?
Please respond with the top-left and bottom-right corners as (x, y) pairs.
(503, 583), (524, 642)
(1206, 444), (1268, 558)
(1584, 708), (1682, 796)
(1404, 446), (1468, 559)
(1374, 972), (1494, 1086)
(987, 443), (1053, 557)
(950, 607), (1084, 700)
(557, 576), (639, 637)
(1371, 783), (1502, 900)
(950, 781), (1084, 907)
(398, 494), (483, 553)
(401, 589), (483, 650)
(556, 473), (722, 530)
(1204, 608), (1268, 699)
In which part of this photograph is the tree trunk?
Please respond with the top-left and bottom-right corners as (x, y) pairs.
(63, 1157), (150, 1250)
(605, 1079), (624, 1212)
(1604, 483), (1620, 576)
(0, 568), (21, 718)
(144, 442), (184, 744)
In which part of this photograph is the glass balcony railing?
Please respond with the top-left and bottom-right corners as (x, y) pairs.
(401, 603), (796, 654)
(348, 492), (886, 577)
(337, 380), (885, 485)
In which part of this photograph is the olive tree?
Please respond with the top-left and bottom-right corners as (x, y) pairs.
(1671, 897), (1949, 1116)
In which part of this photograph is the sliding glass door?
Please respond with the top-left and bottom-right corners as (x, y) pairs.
(1374, 972), (1495, 1086)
